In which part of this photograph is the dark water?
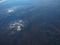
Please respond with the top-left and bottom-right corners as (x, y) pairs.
(0, 0), (60, 45)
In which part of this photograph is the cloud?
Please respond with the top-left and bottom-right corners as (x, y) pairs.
(7, 6), (19, 13)
(9, 20), (24, 31)
(8, 9), (14, 13)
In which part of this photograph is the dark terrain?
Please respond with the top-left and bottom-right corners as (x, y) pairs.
(0, 0), (60, 45)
